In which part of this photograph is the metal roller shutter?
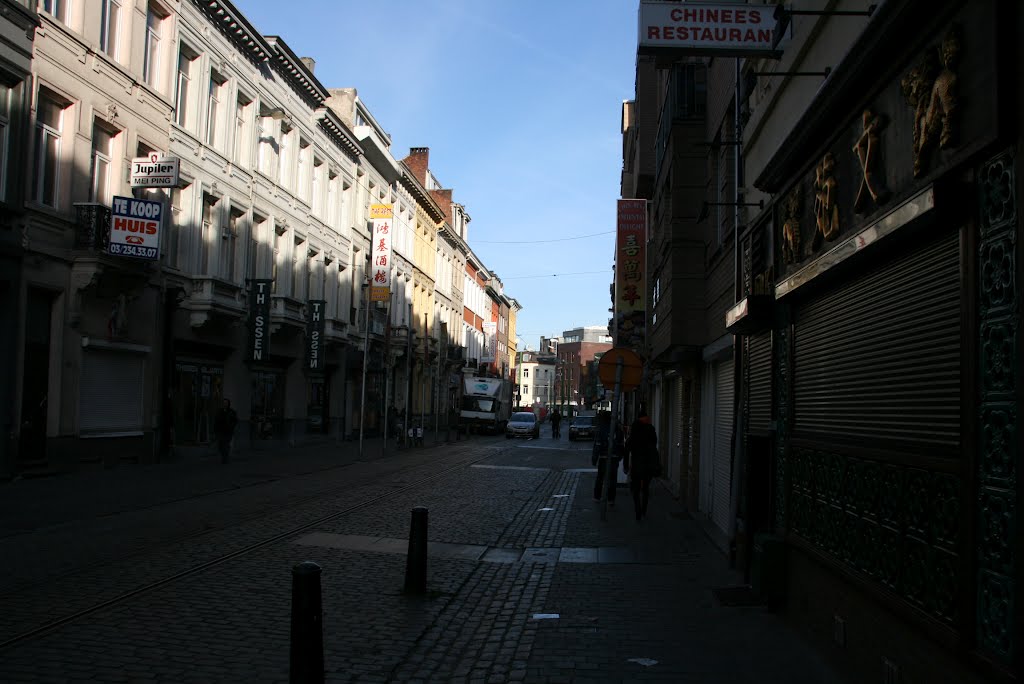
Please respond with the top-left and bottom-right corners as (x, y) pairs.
(79, 350), (146, 434)
(712, 359), (734, 535)
(793, 232), (960, 447)
(748, 332), (772, 432)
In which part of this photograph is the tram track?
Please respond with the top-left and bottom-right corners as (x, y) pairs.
(0, 445), (495, 652)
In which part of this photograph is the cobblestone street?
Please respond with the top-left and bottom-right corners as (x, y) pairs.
(0, 430), (841, 683)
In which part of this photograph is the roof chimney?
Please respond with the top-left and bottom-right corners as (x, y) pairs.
(300, 57), (316, 73)
(403, 147), (430, 185)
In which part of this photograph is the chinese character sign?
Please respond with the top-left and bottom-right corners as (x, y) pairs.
(369, 204), (393, 302)
(615, 199), (647, 351)
(482, 322), (497, 363)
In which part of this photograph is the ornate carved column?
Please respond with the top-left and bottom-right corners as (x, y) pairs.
(975, 148), (1018, 664)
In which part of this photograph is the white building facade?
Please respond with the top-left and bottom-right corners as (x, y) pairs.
(14, 0), (178, 470)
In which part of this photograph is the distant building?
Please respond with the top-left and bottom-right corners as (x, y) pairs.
(540, 326), (613, 411)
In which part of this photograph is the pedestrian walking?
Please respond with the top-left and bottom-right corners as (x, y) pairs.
(550, 409), (562, 439)
(214, 398), (238, 464)
(591, 411), (622, 505)
(623, 409), (660, 521)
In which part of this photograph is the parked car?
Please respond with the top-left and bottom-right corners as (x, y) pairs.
(506, 412), (540, 439)
(568, 415), (596, 441)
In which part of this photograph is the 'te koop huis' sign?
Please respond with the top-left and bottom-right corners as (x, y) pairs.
(109, 195), (162, 260)
(638, 1), (778, 57)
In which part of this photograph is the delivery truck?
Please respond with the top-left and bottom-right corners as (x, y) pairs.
(460, 376), (512, 434)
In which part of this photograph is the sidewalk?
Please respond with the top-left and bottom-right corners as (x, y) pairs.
(521, 475), (843, 683)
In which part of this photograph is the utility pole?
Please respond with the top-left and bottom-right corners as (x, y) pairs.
(421, 312), (428, 440)
(436, 322), (445, 443)
(358, 282), (370, 458)
(405, 302), (413, 446)
(382, 290), (393, 454)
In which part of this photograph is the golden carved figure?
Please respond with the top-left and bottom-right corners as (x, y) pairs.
(812, 152), (839, 251)
(853, 109), (889, 212)
(901, 26), (962, 177)
(781, 187), (802, 264)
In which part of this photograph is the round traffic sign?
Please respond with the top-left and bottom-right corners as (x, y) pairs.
(598, 347), (644, 391)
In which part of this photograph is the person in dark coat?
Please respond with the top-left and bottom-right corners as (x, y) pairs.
(550, 409), (562, 438)
(213, 398), (238, 464)
(623, 410), (659, 521)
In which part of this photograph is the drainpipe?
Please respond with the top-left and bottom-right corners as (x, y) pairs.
(729, 57), (747, 570)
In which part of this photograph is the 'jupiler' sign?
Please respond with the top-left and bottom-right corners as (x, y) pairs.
(130, 153), (180, 188)
(248, 279), (273, 362)
(109, 195), (162, 260)
(638, 1), (779, 57)
(306, 300), (327, 372)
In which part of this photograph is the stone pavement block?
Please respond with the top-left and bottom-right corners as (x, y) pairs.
(480, 548), (521, 563)
(596, 546), (637, 563)
(558, 546), (598, 563)
(521, 547), (559, 563)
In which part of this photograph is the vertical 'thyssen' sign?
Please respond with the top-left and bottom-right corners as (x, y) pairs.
(248, 279), (273, 362)
(306, 300), (327, 371)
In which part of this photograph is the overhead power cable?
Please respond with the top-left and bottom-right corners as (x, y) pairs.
(501, 270), (609, 280)
(475, 231), (610, 244)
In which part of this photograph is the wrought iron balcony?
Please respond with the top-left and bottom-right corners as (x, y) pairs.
(74, 203), (112, 250)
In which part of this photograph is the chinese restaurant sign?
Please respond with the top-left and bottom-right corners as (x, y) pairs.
(369, 204), (393, 302)
(482, 321), (497, 363)
(615, 199), (647, 351)
(638, 1), (778, 57)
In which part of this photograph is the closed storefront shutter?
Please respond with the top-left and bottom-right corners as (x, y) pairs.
(793, 232), (960, 447)
(79, 350), (146, 434)
(712, 359), (734, 535)
(748, 332), (772, 433)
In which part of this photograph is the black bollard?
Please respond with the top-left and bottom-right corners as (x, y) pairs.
(404, 506), (428, 595)
(290, 561), (324, 684)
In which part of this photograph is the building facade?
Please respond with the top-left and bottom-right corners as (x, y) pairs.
(3, 0), (521, 476)
(738, 2), (1020, 680)
(15, 0), (177, 472)
(630, 0), (1022, 680)
(0, 0), (39, 477)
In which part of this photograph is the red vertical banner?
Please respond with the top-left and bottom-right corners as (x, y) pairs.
(614, 199), (647, 351)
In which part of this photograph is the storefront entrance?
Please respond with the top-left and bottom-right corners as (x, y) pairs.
(173, 362), (223, 445)
(306, 376), (329, 434)
(251, 369), (285, 439)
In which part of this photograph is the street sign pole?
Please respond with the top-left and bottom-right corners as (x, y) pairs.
(601, 356), (624, 521)
(358, 287), (370, 458)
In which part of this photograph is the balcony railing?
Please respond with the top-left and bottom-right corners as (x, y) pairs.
(74, 203), (112, 250)
(356, 309), (387, 336)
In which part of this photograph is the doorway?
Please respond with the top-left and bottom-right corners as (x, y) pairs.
(173, 362), (224, 444)
(251, 369), (285, 439)
(19, 289), (52, 463)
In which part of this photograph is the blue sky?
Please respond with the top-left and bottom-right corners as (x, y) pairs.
(237, 0), (638, 349)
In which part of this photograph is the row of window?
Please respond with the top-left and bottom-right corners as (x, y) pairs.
(42, 0), (169, 92)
